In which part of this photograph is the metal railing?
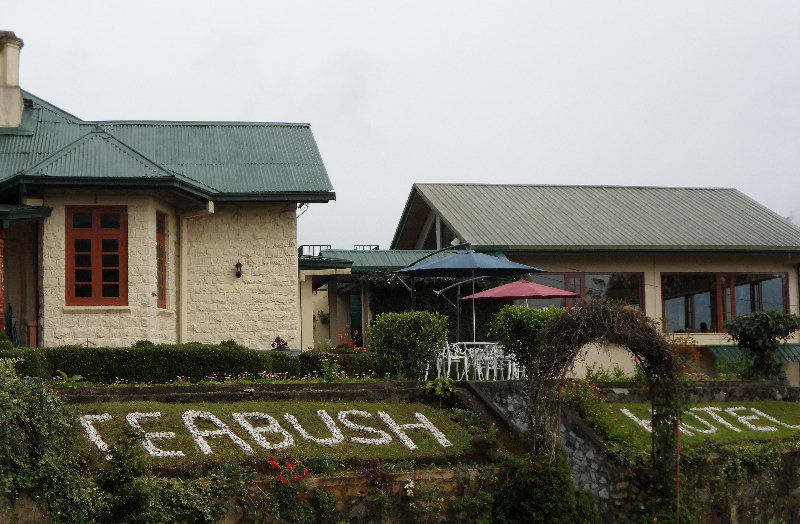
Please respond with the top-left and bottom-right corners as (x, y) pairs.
(298, 244), (331, 257)
(354, 244), (379, 250)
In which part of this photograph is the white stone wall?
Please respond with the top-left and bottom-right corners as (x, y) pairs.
(39, 191), (177, 347)
(183, 203), (299, 349)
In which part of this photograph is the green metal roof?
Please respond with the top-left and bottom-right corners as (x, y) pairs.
(707, 344), (800, 364)
(391, 183), (800, 252)
(298, 254), (353, 270)
(0, 91), (335, 202)
(320, 249), (464, 273)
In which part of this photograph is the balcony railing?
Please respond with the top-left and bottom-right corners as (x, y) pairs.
(298, 244), (331, 257)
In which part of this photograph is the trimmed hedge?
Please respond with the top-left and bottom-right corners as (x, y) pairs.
(365, 311), (448, 380)
(0, 340), (377, 384)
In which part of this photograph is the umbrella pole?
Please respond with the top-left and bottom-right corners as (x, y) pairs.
(456, 284), (461, 342)
(411, 277), (416, 311)
(472, 270), (476, 342)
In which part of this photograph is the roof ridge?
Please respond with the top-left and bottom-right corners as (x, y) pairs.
(415, 182), (736, 191)
(95, 120), (310, 127)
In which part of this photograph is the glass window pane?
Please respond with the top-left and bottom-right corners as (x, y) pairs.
(75, 269), (92, 282)
(72, 213), (92, 228)
(761, 277), (784, 312)
(75, 254), (91, 267)
(75, 284), (92, 297)
(74, 239), (91, 252)
(102, 238), (119, 252)
(694, 292), (711, 332)
(524, 273), (567, 308)
(100, 213), (121, 229)
(102, 284), (119, 298)
(102, 269), (119, 283)
(586, 273), (643, 308)
(102, 254), (119, 267)
(661, 274), (717, 333)
(664, 297), (685, 333)
(735, 283), (752, 316)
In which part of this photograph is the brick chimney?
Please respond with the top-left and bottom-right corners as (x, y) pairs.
(0, 31), (24, 127)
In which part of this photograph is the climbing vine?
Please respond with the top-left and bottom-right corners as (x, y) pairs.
(531, 301), (681, 510)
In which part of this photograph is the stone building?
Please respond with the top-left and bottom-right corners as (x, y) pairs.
(0, 31), (334, 349)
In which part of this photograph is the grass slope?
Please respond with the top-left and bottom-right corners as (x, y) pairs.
(76, 400), (474, 471)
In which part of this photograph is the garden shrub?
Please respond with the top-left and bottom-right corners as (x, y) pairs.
(40, 342), (272, 383)
(490, 451), (600, 523)
(489, 305), (564, 367)
(724, 310), (800, 380)
(0, 340), (379, 384)
(365, 311), (448, 380)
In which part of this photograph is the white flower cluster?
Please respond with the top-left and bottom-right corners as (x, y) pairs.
(338, 410), (393, 445)
(79, 408), (454, 457)
(284, 410), (344, 446)
(79, 413), (113, 460)
(233, 412), (294, 450)
(377, 411), (453, 450)
(621, 405), (800, 437)
(126, 412), (185, 458)
(182, 410), (254, 455)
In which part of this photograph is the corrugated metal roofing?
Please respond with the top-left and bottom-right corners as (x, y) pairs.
(0, 91), (334, 200)
(298, 254), (353, 270)
(707, 344), (800, 364)
(320, 249), (457, 272)
(393, 183), (800, 252)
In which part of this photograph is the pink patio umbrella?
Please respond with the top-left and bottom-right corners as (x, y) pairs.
(460, 279), (580, 301)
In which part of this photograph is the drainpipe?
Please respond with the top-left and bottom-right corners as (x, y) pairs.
(177, 201), (214, 343)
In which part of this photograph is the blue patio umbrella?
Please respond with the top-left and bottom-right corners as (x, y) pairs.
(395, 251), (541, 341)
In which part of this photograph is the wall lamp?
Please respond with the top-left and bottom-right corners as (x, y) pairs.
(235, 260), (243, 278)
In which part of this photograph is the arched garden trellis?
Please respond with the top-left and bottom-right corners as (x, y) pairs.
(529, 301), (681, 511)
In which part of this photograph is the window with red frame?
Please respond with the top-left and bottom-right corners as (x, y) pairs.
(65, 206), (128, 306)
(156, 212), (166, 309)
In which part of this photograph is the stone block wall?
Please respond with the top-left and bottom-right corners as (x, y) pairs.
(39, 191), (175, 347)
(183, 203), (298, 349)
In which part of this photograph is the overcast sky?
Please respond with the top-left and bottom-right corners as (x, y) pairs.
(4, 1), (800, 248)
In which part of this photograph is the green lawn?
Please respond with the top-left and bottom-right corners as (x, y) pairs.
(600, 401), (800, 451)
(75, 400), (475, 471)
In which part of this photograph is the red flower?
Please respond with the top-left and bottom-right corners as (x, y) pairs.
(303, 469), (309, 475)
(417, 474), (422, 479)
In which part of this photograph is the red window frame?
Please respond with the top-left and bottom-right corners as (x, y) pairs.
(156, 211), (167, 309)
(65, 206), (128, 306)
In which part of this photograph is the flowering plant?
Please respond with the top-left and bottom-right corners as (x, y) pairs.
(268, 459), (309, 487)
(271, 337), (289, 350)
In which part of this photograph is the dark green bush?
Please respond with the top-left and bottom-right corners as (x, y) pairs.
(491, 451), (600, 523)
(39, 342), (272, 383)
(724, 310), (800, 380)
(489, 305), (564, 367)
(0, 346), (52, 378)
(0, 340), (377, 384)
(365, 311), (448, 380)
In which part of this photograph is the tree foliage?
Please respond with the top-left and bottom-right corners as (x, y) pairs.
(725, 310), (800, 380)
(489, 305), (565, 368)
